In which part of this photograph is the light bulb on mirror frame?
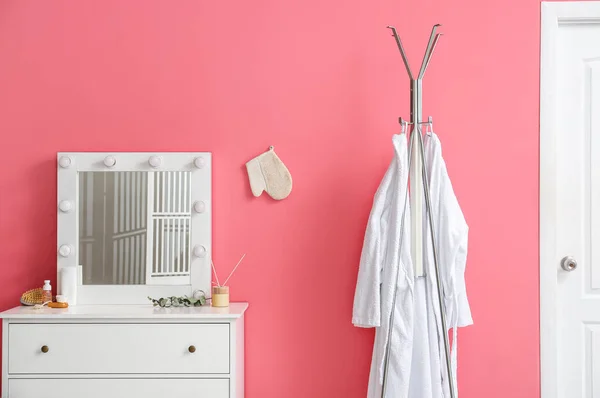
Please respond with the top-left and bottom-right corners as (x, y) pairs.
(193, 201), (206, 214)
(58, 156), (72, 169)
(58, 200), (72, 213)
(103, 155), (117, 168)
(148, 155), (162, 168)
(58, 244), (72, 258)
(193, 245), (207, 258)
(194, 157), (206, 169)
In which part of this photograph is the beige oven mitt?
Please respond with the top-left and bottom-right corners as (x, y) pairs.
(246, 146), (292, 200)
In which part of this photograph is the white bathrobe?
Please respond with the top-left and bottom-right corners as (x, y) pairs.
(352, 132), (473, 398)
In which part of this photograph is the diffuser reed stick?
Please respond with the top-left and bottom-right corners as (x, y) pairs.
(211, 254), (247, 287)
(223, 254), (246, 286)
(211, 259), (221, 287)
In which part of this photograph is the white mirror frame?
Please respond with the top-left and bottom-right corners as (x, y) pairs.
(57, 152), (212, 305)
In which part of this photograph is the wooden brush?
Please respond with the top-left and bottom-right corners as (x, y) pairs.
(20, 288), (44, 306)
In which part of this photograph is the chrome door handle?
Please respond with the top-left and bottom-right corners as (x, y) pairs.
(561, 256), (577, 272)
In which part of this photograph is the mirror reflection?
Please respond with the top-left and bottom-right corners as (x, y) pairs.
(78, 171), (192, 285)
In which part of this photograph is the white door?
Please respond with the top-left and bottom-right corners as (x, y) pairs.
(541, 3), (600, 397)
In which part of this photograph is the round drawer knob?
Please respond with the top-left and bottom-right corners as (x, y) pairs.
(188, 345), (196, 353)
(41, 345), (49, 353)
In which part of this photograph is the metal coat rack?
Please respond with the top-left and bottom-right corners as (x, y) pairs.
(381, 24), (456, 398)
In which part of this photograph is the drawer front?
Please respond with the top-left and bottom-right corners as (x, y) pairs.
(9, 323), (230, 374)
(8, 378), (229, 398)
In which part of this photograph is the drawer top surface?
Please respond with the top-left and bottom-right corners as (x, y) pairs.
(0, 302), (248, 319)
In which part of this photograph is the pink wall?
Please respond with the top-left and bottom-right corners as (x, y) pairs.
(0, 1), (540, 397)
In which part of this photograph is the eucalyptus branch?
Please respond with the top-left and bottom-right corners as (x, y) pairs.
(148, 291), (206, 308)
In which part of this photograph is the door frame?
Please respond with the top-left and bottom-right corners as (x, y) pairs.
(540, 2), (600, 397)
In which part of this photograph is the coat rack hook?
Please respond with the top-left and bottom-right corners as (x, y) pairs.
(387, 26), (414, 80)
(418, 24), (442, 79)
(421, 33), (443, 79)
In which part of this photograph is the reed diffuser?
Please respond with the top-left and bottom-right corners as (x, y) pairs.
(211, 254), (246, 307)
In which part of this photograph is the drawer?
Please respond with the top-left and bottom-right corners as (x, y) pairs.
(8, 323), (230, 374)
(8, 378), (229, 398)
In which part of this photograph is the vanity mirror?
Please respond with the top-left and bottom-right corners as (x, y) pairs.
(57, 152), (212, 304)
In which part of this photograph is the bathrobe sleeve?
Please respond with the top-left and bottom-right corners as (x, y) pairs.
(452, 228), (472, 327)
(352, 159), (395, 328)
(429, 137), (473, 328)
(424, 135), (472, 398)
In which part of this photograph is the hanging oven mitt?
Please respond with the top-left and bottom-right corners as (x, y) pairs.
(246, 146), (292, 200)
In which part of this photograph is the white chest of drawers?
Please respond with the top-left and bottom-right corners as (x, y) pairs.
(0, 303), (247, 398)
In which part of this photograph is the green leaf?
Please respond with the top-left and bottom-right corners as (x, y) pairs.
(147, 291), (207, 308)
